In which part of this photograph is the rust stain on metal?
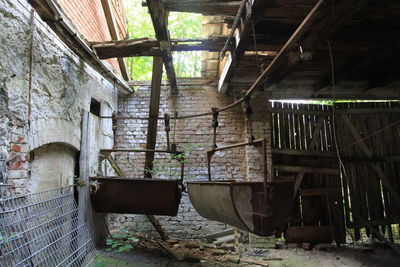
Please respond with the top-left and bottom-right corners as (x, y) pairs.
(187, 180), (293, 237)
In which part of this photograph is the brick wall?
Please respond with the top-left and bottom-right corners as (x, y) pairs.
(57, 0), (127, 75)
(112, 80), (272, 240)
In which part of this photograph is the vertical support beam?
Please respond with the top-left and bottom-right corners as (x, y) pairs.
(101, 0), (129, 80)
(145, 57), (163, 178)
(79, 111), (108, 245)
(146, 0), (179, 94)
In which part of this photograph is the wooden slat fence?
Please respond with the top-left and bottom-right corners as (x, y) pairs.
(270, 101), (400, 243)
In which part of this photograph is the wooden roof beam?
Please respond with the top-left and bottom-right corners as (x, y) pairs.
(142, 1), (242, 16)
(262, 0), (370, 90)
(101, 0), (129, 80)
(218, 0), (273, 93)
(146, 0), (178, 94)
(314, 41), (400, 94)
(92, 36), (228, 58)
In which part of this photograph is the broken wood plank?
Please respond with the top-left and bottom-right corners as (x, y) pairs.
(145, 57), (163, 178)
(92, 36), (227, 58)
(146, 0), (178, 94)
(157, 240), (183, 261)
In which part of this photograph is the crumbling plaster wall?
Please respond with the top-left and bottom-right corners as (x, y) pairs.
(0, 0), (118, 195)
(113, 83), (272, 240)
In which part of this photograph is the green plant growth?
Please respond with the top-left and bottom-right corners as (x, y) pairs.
(106, 229), (139, 253)
(124, 0), (202, 80)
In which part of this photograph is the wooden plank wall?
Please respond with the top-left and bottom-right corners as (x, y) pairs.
(270, 101), (400, 243)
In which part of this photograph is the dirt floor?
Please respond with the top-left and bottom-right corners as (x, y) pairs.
(92, 244), (400, 267)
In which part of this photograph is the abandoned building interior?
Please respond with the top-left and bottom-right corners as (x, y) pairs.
(1, 0), (400, 266)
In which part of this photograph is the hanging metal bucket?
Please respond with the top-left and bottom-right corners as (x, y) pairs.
(91, 177), (182, 216)
(187, 180), (293, 236)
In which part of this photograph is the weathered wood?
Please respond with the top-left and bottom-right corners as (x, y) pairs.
(286, 226), (333, 243)
(103, 153), (124, 177)
(100, 0), (129, 80)
(143, 1), (242, 16)
(145, 57), (163, 178)
(92, 36), (227, 58)
(272, 148), (336, 157)
(220, 0), (248, 59)
(127, 78), (218, 87)
(271, 107), (400, 116)
(351, 211), (400, 255)
(146, 0), (178, 94)
(274, 165), (339, 175)
(218, 0), (273, 92)
(300, 187), (341, 196)
(79, 111), (108, 245)
(263, 0), (370, 89)
(340, 114), (400, 208)
(101, 148), (178, 154)
(293, 116), (327, 196)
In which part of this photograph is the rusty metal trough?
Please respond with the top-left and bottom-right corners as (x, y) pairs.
(187, 180), (293, 236)
(90, 177), (182, 216)
(187, 139), (293, 236)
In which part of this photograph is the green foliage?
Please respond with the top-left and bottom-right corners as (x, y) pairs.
(106, 229), (138, 253)
(124, 0), (202, 80)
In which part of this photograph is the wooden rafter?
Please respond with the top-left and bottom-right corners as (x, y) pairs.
(261, 0), (370, 90)
(143, 1), (241, 16)
(92, 36), (227, 58)
(101, 0), (129, 80)
(146, 0), (178, 94)
(218, 0), (272, 93)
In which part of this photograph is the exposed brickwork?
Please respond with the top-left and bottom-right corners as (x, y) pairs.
(57, 0), (127, 75)
(112, 82), (272, 240)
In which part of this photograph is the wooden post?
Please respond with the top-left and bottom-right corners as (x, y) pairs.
(145, 57), (163, 178)
(78, 111), (108, 245)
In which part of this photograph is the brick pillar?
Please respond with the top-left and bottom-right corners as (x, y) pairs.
(244, 91), (272, 181)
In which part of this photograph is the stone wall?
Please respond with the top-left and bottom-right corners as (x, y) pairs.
(112, 81), (272, 240)
(0, 0), (118, 195)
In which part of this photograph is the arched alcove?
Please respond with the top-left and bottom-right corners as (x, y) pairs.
(30, 143), (78, 193)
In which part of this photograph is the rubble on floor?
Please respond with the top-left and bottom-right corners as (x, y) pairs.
(102, 230), (400, 267)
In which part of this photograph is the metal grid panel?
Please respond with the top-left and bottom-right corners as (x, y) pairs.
(0, 187), (96, 267)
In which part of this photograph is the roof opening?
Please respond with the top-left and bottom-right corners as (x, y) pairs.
(125, 0), (202, 81)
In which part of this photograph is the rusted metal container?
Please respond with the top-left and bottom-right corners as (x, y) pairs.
(187, 180), (293, 236)
(90, 177), (182, 216)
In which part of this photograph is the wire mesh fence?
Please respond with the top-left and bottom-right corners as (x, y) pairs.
(0, 186), (96, 267)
